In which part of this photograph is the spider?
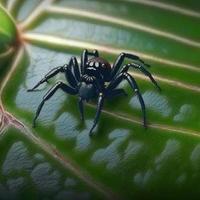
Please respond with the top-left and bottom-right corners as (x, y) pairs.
(27, 49), (160, 136)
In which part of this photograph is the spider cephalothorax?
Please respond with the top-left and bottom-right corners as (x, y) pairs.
(28, 49), (160, 136)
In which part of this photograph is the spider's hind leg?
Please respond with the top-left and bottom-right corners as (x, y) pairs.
(68, 57), (81, 82)
(33, 81), (77, 127)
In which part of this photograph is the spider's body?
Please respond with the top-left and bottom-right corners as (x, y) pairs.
(80, 57), (111, 100)
(86, 57), (111, 81)
(28, 50), (160, 136)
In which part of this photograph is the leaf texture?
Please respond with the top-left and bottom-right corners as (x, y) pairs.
(0, 0), (200, 199)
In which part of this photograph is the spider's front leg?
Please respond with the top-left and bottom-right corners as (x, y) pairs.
(89, 93), (104, 136)
(111, 52), (150, 79)
(67, 57), (81, 82)
(119, 63), (161, 91)
(66, 57), (86, 121)
(27, 65), (67, 92)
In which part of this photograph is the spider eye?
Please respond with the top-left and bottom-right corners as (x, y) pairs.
(95, 62), (99, 68)
(89, 62), (94, 66)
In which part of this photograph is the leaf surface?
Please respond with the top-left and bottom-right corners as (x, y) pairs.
(0, 4), (16, 53)
(0, 0), (200, 199)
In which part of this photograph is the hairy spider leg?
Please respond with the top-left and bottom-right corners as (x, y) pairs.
(27, 66), (67, 92)
(33, 81), (77, 127)
(107, 72), (147, 128)
(89, 93), (104, 136)
(81, 49), (99, 74)
(111, 52), (150, 79)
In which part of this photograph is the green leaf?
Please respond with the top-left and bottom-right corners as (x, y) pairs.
(0, 0), (200, 199)
(0, 3), (17, 81)
(0, 4), (17, 53)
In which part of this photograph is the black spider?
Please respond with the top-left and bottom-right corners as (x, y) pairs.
(27, 49), (160, 136)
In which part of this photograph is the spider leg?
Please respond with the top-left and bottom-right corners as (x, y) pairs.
(111, 52), (149, 79)
(69, 57), (81, 82)
(78, 97), (84, 121)
(106, 89), (127, 99)
(33, 81), (77, 127)
(124, 73), (147, 128)
(65, 64), (78, 88)
(130, 63), (160, 91)
(81, 49), (99, 74)
(107, 73), (147, 128)
(119, 63), (161, 91)
(27, 65), (67, 92)
(89, 93), (104, 136)
(106, 73), (124, 91)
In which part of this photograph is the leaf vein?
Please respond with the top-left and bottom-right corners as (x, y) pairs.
(46, 6), (200, 48)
